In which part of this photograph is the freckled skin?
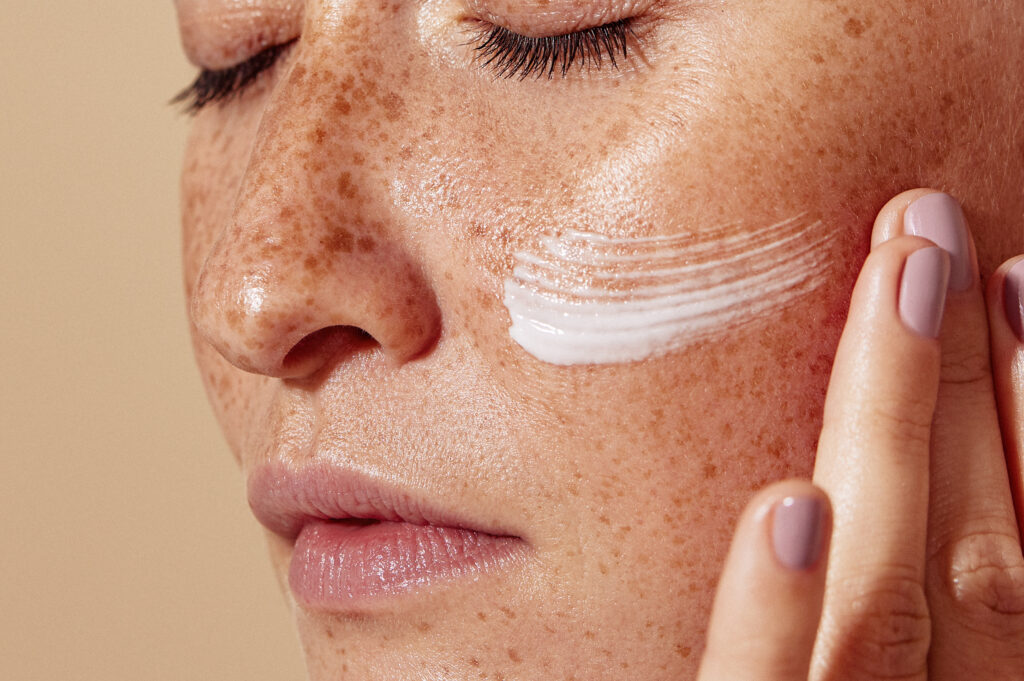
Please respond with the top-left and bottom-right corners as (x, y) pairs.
(178, 1), (1024, 679)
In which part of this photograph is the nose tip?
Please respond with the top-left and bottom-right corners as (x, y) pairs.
(189, 246), (442, 379)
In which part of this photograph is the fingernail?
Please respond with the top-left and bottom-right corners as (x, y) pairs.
(903, 192), (974, 292)
(899, 247), (951, 338)
(1005, 260), (1024, 343)
(772, 496), (826, 571)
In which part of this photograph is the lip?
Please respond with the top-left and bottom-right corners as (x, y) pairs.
(247, 461), (528, 610)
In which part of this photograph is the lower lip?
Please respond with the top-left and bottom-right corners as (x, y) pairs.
(289, 520), (524, 609)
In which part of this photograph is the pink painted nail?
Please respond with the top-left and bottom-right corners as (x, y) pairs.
(899, 247), (951, 338)
(1005, 260), (1024, 343)
(903, 193), (974, 292)
(772, 496), (826, 571)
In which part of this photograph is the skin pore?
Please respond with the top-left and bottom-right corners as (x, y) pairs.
(177, 1), (1024, 679)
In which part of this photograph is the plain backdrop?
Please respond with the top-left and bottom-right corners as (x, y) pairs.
(1, 3), (307, 679)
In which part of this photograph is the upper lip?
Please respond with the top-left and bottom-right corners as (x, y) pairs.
(247, 460), (518, 541)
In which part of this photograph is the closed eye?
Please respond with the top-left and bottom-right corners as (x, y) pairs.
(470, 18), (638, 79)
(172, 40), (296, 114)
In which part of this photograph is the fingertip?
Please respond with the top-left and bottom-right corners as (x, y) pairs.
(850, 234), (948, 342)
(699, 480), (831, 680)
(771, 496), (830, 573)
(988, 255), (1024, 345)
(872, 189), (980, 295)
(871, 188), (941, 250)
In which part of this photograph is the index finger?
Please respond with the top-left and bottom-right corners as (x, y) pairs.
(811, 233), (947, 679)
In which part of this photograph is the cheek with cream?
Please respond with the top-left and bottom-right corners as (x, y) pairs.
(503, 215), (834, 365)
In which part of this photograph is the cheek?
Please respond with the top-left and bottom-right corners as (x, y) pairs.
(181, 103), (264, 298)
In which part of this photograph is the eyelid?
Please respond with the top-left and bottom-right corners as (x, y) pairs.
(469, 18), (641, 80)
(466, 0), (657, 37)
(175, 1), (302, 70)
(172, 40), (295, 114)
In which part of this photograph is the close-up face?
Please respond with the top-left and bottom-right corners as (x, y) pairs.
(176, 1), (1024, 679)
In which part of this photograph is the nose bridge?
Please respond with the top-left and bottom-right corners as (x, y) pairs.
(191, 3), (440, 377)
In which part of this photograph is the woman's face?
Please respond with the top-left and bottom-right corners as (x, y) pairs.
(177, 1), (1024, 678)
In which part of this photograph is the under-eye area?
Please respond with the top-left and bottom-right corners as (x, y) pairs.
(503, 215), (833, 365)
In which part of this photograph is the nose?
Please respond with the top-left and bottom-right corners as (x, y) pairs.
(189, 21), (441, 379)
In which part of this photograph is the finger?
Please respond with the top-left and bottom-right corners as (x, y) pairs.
(879, 192), (1024, 679)
(812, 235), (948, 681)
(988, 256), (1024, 538)
(698, 481), (831, 681)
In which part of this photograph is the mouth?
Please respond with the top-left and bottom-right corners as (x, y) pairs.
(247, 461), (528, 610)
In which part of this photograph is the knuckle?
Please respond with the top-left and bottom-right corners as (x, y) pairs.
(856, 398), (934, 449)
(938, 346), (992, 388)
(831, 572), (931, 679)
(932, 529), (1024, 635)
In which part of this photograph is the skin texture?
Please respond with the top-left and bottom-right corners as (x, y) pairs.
(176, 1), (1024, 679)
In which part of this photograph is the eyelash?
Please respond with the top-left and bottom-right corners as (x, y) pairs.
(174, 18), (637, 113)
(471, 18), (637, 79)
(172, 41), (295, 114)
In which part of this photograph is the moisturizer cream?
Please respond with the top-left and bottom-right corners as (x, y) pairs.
(503, 215), (831, 365)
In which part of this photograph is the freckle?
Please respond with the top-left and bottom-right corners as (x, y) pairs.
(225, 308), (242, 331)
(468, 658), (480, 667)
(357, 236), (375, 252)
(380, 91), (406, 121)
(337, 172), (357, 199)
(843, 17), (866, 38)
(498, 607), (516, 619)
(476, 612), (487, 621)
(506, 649), (521, 663)
(323, 228), (354, 253)
(303, 254), (319, 271)
(416, 621), (431, 632)
(331, 94), (352, 116)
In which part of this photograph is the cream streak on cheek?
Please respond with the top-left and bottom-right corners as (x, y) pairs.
(503, 215), (832, 365)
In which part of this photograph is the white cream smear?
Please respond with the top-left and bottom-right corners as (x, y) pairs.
(503, 214), (832, 365)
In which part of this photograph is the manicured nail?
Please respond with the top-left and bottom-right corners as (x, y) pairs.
(1005, 260), (1024, 343)
(899, 247), (951, 338)
(903, 192), (973, 292)
(772, 496), (825, 571)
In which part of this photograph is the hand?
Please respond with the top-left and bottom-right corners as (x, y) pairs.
(697, 190), (1024, 681)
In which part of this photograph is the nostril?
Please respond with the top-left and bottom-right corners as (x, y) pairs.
(280, 325), (376, 378)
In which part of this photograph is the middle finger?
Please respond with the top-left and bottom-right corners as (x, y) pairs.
(875, 190), (1024, 679)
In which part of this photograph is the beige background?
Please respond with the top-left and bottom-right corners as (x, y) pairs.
(1, 3), (306, 679)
